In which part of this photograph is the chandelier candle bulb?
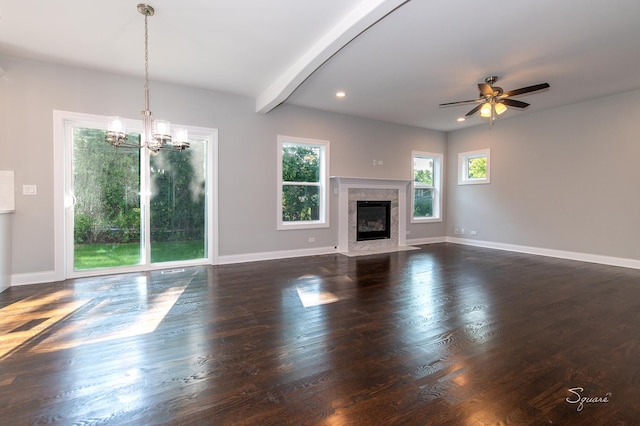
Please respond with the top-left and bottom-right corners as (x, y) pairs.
(154, 120), (170, 137)
(174, 128), (188, 142)
(108, 117), (125, 134)
(106, 116), (129, 146)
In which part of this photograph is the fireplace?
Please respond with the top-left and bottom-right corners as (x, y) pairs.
(331, 176), (411, 254)
(357, 200), (391, 241)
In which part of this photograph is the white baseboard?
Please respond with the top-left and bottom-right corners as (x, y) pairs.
(446, 237), (640, 270)
(218, 246), (337, 265)
(10, 238), (640, 287)
(407, 236), (446, 246)
(218, 238), (445, 264)
(11, 271), (56, 286)
(10, 248), (339, 285)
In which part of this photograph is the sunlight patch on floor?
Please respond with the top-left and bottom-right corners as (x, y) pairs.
(35, 285), (188, 352)
(296, 286), (340, 307)
(0, 282), (188, 357)
(0, 290), (88, 359)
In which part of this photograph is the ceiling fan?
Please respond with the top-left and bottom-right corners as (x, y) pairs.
(439, 76), (550, 121)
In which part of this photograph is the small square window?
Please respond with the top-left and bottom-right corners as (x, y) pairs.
(458, 149), (490, 185)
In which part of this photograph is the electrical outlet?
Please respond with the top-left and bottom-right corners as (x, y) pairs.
(377, 160), (383, 166)
(308, 237), (316, 243)
(470, 230), (477, 236)
(454, 228), (459, 235)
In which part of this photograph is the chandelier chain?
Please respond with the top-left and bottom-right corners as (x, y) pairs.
(144, 13), (150, 110)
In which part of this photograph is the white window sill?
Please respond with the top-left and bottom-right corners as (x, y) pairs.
(278, 221), (329, 231)
(411, 217), (442, 224)
(458, 179), (490, 185)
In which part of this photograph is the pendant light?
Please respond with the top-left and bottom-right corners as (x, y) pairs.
(105, 4), (189, 153)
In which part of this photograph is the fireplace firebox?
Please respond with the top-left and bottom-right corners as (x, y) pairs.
(356, 200), (391, 241)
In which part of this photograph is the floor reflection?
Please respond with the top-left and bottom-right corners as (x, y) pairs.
(0, 289), (87, 358)
(0, 272), (190, 358)
(296, 275), (340, 307)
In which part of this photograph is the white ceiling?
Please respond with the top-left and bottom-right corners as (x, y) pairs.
(1, 0), (639, 132)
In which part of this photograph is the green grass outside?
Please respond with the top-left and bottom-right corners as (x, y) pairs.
(74, 240), (205, 270)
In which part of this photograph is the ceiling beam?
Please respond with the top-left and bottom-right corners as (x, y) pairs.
(255, 0), (410, 114)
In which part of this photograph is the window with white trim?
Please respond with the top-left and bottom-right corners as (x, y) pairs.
(412, 151), (443, 223)
(458, 149), (490, 185)
(277, 135), (330, 230)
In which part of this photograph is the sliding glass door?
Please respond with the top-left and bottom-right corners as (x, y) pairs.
(72, 127), (143, 270)
(149, 143), (207, 263)
(59, 112), (216, 278)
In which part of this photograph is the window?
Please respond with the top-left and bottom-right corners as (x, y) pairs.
(458, 149), (490, 185)
(277, 135), (330, 230)
(412, 151), (443, 223)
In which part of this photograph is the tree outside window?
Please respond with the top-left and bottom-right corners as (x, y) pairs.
(277, 136), (330, 230)
(412, 152), (443, 222)
(467, 156), (487, 179)
(458, 149), (490, 185)
(282, 145), (320, 221)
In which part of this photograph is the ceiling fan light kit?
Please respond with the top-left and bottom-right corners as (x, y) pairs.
(439, 76), (550, 126)
(494, 102), (507, 115)
(480, 103), (492, 117)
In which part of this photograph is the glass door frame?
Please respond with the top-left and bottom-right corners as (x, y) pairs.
(53, 110), (218, 280)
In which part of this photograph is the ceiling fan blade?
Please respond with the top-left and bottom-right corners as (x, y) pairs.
(501, 98), (530, 108)
(465, 104), (483, 117)
(504, 83), (550, 97)
(439, 99), (482, 107)
(478, 83), (494, 97)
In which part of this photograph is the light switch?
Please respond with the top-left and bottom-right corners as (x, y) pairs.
(23, 184), (37, 195)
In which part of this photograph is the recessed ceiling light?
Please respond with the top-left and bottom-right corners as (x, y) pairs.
(457, 117), (465, 122)
(336, 91), (346, 98)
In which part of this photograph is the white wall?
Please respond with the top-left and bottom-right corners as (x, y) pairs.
(0, 54), (446, 280)
(446, 89), (640, 261)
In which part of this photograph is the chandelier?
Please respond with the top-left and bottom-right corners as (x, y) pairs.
(105, 4), (189, 152)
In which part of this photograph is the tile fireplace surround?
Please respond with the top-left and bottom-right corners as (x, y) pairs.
(332, 177), (414, 255)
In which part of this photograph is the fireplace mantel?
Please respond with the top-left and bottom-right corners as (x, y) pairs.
(331, 176), (412, 254)
(331, 176), (412, 186)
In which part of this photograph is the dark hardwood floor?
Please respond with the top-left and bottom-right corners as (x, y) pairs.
(1, 243), (640, 425)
